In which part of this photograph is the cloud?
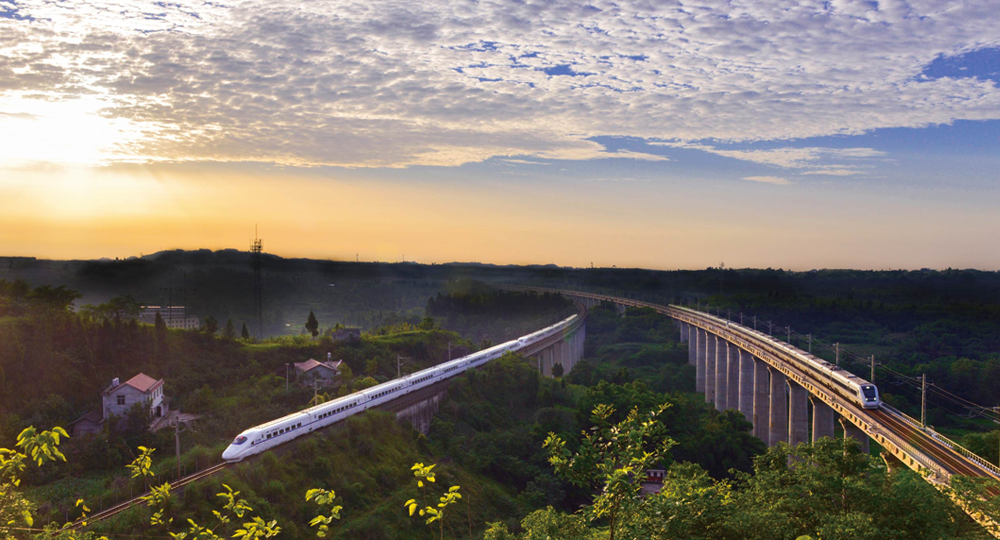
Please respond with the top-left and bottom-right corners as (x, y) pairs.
(2, 0), (1000, 168)
(654, 141), (884, 172)
(743, 176), (792, 185)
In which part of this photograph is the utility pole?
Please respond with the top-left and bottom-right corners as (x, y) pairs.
(397, 355), (410, 378)
(808, 334), (812, 353)
(175, 413), (181, 480)
(753, 315), (757, 330)
(870, 355), (875, 382)
(768, 320), (773, 335)
(447, 341), (452, 361)
(740, 313), (744, 325)
(921, 374), (927, 430)
(285, 363), (290, 391)
(835, 342), (840, 366)
(787, 326), (791, 343)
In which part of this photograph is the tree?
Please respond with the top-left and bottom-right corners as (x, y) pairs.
(306, 310), (319, 338)
(544, 403), (675, 540)
(404, 463), (462, 540)
(204, 315), (219, 336)
(419, 317), (435, 330)
(223, 318), (237, 340)
(551, 363), (564, 377)
(1, 426), (69, 537)
(241, 322), (251, 340)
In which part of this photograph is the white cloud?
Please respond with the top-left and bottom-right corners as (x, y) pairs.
(654, 142), (884, 174)
(743, 176), (793, 185)
(1, 0), (1000, 168)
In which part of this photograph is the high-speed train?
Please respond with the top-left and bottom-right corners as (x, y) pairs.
(222, 314), (577, 461)
(673, 306), (881, 410)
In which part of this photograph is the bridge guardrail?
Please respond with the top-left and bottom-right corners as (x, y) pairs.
(881, 403), (1000, 479)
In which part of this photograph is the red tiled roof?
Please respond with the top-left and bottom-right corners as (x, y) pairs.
(104, 373), (164, 395)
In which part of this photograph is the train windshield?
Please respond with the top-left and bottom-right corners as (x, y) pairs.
(231, 436), (248, 445)
(861, 386), (877, 401)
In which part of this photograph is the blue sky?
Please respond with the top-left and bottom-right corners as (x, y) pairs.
(0, 0), (999, 268)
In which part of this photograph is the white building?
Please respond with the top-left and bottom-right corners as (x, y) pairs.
(139, 306), (200, 329)
(102, 373), (169, 420)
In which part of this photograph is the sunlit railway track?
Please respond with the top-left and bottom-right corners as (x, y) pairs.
(72, 462), (232, 529)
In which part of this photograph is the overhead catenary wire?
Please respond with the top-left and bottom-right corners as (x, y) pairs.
(692, 301), (1000, 428)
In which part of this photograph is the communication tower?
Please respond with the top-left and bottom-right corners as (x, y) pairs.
(251, 228), (263, 339)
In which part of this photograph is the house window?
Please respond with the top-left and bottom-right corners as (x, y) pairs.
(116, 395), (125, 406)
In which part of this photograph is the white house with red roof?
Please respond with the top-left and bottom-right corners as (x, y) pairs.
(101, 373), (169, 420)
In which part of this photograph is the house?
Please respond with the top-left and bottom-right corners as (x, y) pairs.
(102, 373), (169, 420)
(67, 410), (102, 437)
(294, 357), (343, 386)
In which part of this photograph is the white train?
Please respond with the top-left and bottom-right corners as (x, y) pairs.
(222, 315), (577, 461)
(676, 306), (881, 410)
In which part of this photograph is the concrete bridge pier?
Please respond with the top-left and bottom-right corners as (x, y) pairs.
(726, 342), (740, 411)
(680, 323), (689, 343)
(703, 330), (715, 405)
(738, 349), (754, 420)
(693, 328), (705, 392)
(712, 336), (726, 411)
(811, 397), (835, 442)
(752, 357), (769, 440)
(788, 380), (809, 446)
(768, 367), (788, 447)
(840, 418), (870, 455)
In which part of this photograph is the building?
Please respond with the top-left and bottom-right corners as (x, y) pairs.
(67, 410), (102, 437)
(102, 373), (169, 420)
(139, 305), (200, 330)
(294, 356), (344, 386)
(329, 326), (361, 342)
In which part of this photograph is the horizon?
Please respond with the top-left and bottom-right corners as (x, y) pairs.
(4, 246), (999, 274)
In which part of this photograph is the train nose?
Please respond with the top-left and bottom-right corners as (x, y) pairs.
(222, 446), (238, 461)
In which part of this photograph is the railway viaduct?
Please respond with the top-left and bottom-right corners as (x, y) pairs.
(503, 285), (1000, 534)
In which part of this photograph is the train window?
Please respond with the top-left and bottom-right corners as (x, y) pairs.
(267, 434), (272, 439)
(861, 386), (877, 400)
(232, 436), (248, 445)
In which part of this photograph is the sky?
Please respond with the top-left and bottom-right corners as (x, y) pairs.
(1, 0), (999, 270)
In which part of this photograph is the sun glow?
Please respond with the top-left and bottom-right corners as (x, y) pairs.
(0, 94), (144, 168)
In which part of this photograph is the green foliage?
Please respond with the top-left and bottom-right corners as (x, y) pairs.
(16, 426), (69, 468)
(305, 488), (342, 537)
(404, 462), (462, 539)
(545, 404), (675, 540)
(204, 315), (219, 336)
(306, 311), (319, 338)
(241, 323), (250, 340)
(223, 319), (237, 340)
(126, 446), (155, 489)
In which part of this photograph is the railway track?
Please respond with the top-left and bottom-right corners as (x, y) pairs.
(871, 409), (992, 479)
(72, 462), (232, 529)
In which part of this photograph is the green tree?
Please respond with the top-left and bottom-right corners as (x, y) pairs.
(551, 363), (564, 377)
(204, 315), (219, 336)
(1, 427), (69, 537)
(154, 311), (167, 334)
(241, 322), (251, 340)
(404, 462), (462, 540)
(223, 318), (237, 340)
(419, 317), (435, 330)
(306, 310), (320, 338)
(545, 403), (675, 540)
